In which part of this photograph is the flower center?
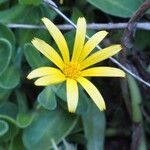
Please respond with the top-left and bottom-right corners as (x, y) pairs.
(63, 63), (81, 79)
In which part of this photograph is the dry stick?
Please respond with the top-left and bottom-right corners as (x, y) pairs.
(121, 0), (150, 85)
(7, 22), (150, 30)
(119, 1), (150, 119)
(123, 0), (150, 49)
(121, 0), (150, 66)
(43, 0), (150, 87)
(122, 1), (150, 150)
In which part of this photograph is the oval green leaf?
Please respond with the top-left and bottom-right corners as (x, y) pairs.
(0, 38), (12, 75)
(0, 5), (26, 24)
(0, 23), (15, 46)
(82, 101), (106, 150)
(87, 0), (144, 18)
(0, 102), (18, 119)
(24, 43), (44, 69)
(0, 88), (11, 104)
(0, 0), (8, 4)
(23, 108), (78, 150)
(0, 120), (9, 136)
(0, 102), (18, 141)
(16, 113), (34, 128)
(127, 75), (142, 123)
(38, 86), (57, 110)
(0, 117), (18, 141)
(0, 65), (20, 89)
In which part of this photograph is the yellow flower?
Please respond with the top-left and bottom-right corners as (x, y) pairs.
(27, 17), (125, 112)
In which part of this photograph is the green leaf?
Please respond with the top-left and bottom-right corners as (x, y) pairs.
(23, 108), (78, 150)
(71, 7), (84, 23)
(87, 0), (144, 18)
(0, 65), (20, 89)
(0, 117), (18, 141)
(0, 102), (18, 141)
(76, 87), (89, 115)
(82, 101), (106, 150)
(0, 0), (8, 4)
(0, 102), (18, 119)
(0, 24), (15, 47)
(40, 5), (58, 21)
(0, 120), (9, 137)
(0, 88), (11, 104)
(0, 24), (15, 61)
(0, 38), (12, 75)
(127, 75), (147, 150)
(53, 83), (67, 102)
(16, 113), (34, 128)
(0, 5), (26, 23)
(15, 90), (33, 128)
(15, 90), (28, 114)
(19, 0), (42, 5)
(24, 43), (44, 69)
(16, 7), (44, 45)
(127, 75), (142, 123)
(38, 86), (57, 110)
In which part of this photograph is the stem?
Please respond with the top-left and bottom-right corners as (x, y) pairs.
(6, 22), (150, 30)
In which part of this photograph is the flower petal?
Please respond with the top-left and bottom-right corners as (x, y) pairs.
(77, 77), (106, 111)
(79, 31), (108, 61)
(42, 17), (70, 63)
(66, 79), (78, 113)
(34, 73), (66, 86)
(32, 38), (64, 70)
(80, 45), (122, 70)
(81, 67), (125, 77)
(27, 67), (62, 79)
(71, 17), (86, 62)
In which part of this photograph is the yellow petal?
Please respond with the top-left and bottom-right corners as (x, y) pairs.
(77, 77), (106, 111)
(81, 67), (125, 77)
(79, 31), (108, 61)
(42, 17), (70, 63)
(80, 45), (122, 70)
(66, 79), (78, 113)
(27, 67), (62, 79)
(71, 17), (86, 62)
(34, 73), (66, 86)
(32, 38), (64, 70)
